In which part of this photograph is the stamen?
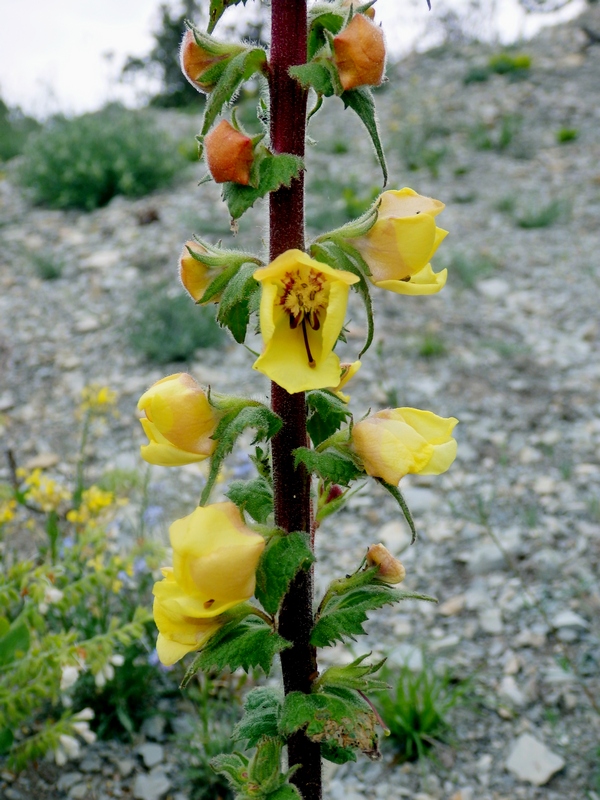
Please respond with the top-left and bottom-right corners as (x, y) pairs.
(301, 318), (316, 367)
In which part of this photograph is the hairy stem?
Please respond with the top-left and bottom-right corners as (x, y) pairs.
(269, 2), (321, 798)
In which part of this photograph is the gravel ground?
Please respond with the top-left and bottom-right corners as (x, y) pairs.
(1, 6), (600, 800)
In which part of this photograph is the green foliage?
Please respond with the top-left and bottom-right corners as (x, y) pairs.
(377, 480), (417, 543)
(290, 62), (336, 97)
(468, 114), (522, 153)
(222, 152), (304, 219)
(200, 403), (282, 505)
(418, 332), (446, 358)
(393, 119), (449, 177)
(215, 261), (261, 343)
(293, 447), (362, 487)
(0, 98), (41, 162)
(233, 687), (282, 748)
(226, 476), (273, 523)
(375, 660), (468, 761)
(488, 52), (531, 77)
(128, 283), (225, 363)
(306, 390), (352, 448)
(341, 87), (388, 185)
(208, 0), (252, 33)
(255, 532), (315, 615)
(515, 198), (569, 229)
(444, 251), (497, 289)
(183, 615), (291, 681)
(18, 105), (186, 211)
(316, 653), (389, 694)
(556, 127), (578, 144)
(279, 686), (379, 759)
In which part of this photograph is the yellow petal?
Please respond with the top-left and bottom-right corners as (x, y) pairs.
(374, 264), (447, 296)
(156, 634), (197, 666)
(420, 439), (458, 475)
(355, 214), (437, 282)
(378, 188), (445, 219)
(393, 408), (458, 444)
(140, 441), (207, 467)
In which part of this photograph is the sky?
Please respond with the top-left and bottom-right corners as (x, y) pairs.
(0, 0), (585, 118)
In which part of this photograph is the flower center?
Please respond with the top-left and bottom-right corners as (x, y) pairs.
(280, 268), (329, 367)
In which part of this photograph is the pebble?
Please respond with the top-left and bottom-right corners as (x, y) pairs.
(505, 733), (565, 786)
(439, 594), (466, 616)
(376, 519), (412, 553)
(133, 768), (171, 800)
(478, 608), (504, 635)
(137, 743), (164, 769)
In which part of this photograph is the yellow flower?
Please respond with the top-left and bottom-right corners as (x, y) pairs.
(366, 543), (406, 584)
(0, 499), (16, 525)
(179, 240), (214, 303)
(351, 407), (458, 485)
(350, 188), (448, 295)
(329, 360), (361, 403)
(152, 502), (265, 665)
(137, 373), (222, 467)
(253, 250), (359, 394)
(80, 385), (118, 415)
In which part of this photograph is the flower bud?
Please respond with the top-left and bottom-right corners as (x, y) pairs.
(179, 240), (212, 303)
(341, 0), (376, 19)
(351, 407), (458, 485)
(137, 373), (222, 467)
(204, 119), (255, 185)
(333, 13), (385, 91)
(180, 29), (242, 94)
(366, 543), (406, 584)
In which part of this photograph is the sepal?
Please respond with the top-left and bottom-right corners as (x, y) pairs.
(314, 653), (389, 693)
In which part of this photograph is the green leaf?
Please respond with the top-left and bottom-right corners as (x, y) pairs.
(293, 447), (361, 487)
(0, 615), (30, 667)
(0, 727), (14, 755)
(317, 653), (389, 693)
(289, 63), (335, 96)
(233, 687), (282, 747)
(208, 0), (251, 33)
(201, 48), (267, 138)
(316, 482), (365, 523)
(201, 404), (282, 505)
(311, 584), (434, 648)
(255, 532), (315, 615)
(222, 153), (304, 219)
(341, 87), (388, 185)
(210, 752), (249, 791)
(184, 616), (291, 680)
(266, 786), (303, 800)
(279, 687), (379, 758)
(320, 741), (357, 764)
(307, 9), (345, 60)
(378, 480), (417, 544)
(306, 390), (352, 447)
(311, 241), (374, 357)
(216, 262), (260, 342)
(226, 476), (273, 524)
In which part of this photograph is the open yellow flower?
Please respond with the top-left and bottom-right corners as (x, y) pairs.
(137, 373), (222, 466)
(153, 502), (265, 665)
(253, 250), (359, 394)
(351, 407), (458, 485)
(350, 188), (448, 295)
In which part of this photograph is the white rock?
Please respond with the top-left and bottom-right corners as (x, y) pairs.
(0, 391), (15, 411)
(386, 644), (423, 671)
(376, 519), (412, 553)
(478, 607), (503, 634)
(137, 742), (164, 768)
(439, 594), (466, 616)
(467, 544), (506, 575)
(477, 278), (509, 298)
(505, 733), (565, 786)
(81, 250), (120, 270)
(551, 610), (589, 630)
(498, 675), (526, 707)
(400, 485), (440, 514)
(133, 768), (171, 800)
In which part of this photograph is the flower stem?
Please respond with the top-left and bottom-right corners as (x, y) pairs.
(269, 2), (321, 798)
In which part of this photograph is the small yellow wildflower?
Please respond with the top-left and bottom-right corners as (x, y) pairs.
(80, 385), (118, 416)
(0, 499), (17, 525)
(22, 469), (70, 513)
(67, 486), (116, 526)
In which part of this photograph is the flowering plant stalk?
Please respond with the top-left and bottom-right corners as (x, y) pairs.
(137, 2), (459, 799)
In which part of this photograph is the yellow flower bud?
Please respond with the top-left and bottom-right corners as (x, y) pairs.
(253, 250), (359, 394)
(152, 502), (265, 665)
(350, 188), (448, 295)
(333, 13), (386, 91)
(351, 407), (458, 485)
(204, 119), (255, 186)
(366, 543), (406, 583)
(179, 240), (213, 303)
(137, 373), (222, 466)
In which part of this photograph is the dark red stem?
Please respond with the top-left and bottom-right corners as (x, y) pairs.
(269, 2), (321, 799)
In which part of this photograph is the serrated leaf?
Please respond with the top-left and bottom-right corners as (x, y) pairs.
(208, 0), (250, 33)
(222, 153), (304, 219)
(188, 616), (291, 678)
(233, 687), (282, 747)
(255, 532), (315, 615)
(201, 405), (282, 505)
(311, 241), (374, 357)
(311, 584), (432, 647)
(266, 785), (303, 800)
(378, 480), (417, 543)
(317, 653), (389, 693)
(341, 87), (387, 185)
(320, 741), (357, 764)
(210, 752), (249, 791)
(226, 476), (273, 524)
(279, 687), (379, 758)
(216, 262), (260, 342)
(306, 390), (352, 447)
(289, 63), (335, 96)
(201, 48), (267, 137)
(293, 447), (361, 487)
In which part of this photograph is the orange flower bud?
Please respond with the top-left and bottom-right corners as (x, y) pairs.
(179, 241), (213, 303)
(366, 543), (406, 584)
(180, 29), (229, 93)
(333, 13), (385, 92)
(204, 119), (255, 186)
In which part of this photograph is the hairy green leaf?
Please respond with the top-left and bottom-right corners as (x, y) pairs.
(201, 48), (267, 137)
(378, 480), (417, 543)
(233, 687), (282, 747)
(208, 0), (251, 33)
(255, 532), (315, 615)
(226, 476), (273, 524)
(320, 741), (357, 764)
(222, 153), (304, 219)
(201, 405), (282, 505)
(266, 785), (303, 800)
(306, 390), (352, 447)
(317, 653), (389, 693)
(289, 63), (335, 96)
(341, 87), (387, 185)
(216, 262), (260, 342)
(210, 751), (249, 791)
(293, 447), (362, 487)
(307, 9), (345, 60)
(184, 617), (291, 681)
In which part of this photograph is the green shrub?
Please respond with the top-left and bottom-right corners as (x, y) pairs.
(488, 52), (531, 78)
(0, 99), (41, 162)
(419, 332), (446, 358)
(375, 660), (467, 762)
(556, 127), (578, 144)
(446, 252), (497, 289)
(469, 114), (522, 153)
(128, 284), (225, 363)
(516, 198), (569, 229)
(463, 65), (490, 85)
(18, 104), (186, 211)
(31, 253), (63, 281)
